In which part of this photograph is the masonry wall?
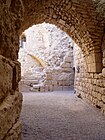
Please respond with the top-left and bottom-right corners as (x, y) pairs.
(0, 0), (105, 139)
(0, 1), (23, 140)
(74, 42), (105, 115)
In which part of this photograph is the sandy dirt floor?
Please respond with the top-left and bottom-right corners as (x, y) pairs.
(21, 90), (105, 140)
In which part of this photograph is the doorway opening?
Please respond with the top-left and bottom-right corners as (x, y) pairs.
(18, 22), (77, 92)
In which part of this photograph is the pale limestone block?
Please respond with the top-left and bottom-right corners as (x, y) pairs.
(48, 85), (53, 91)
(62, 67), (72, 72)
(52, 80), (57, 86)
(58, 80), (63, 86)
(45, 85), (48, 92)
(53, 14), (57, 19)
(97, 93), (102, 101)
(64, 56), (71, 63)
(60, 62), (70, 68)
(33, 84), (40, 89)
(40, 86), (45, 92)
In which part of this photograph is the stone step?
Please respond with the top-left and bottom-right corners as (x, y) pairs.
(30, 84), (45, 92)
(30, 84), (72, 92)
(20, 79), (39, 86)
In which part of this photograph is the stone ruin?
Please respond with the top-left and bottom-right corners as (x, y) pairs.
(19, 23), (74, 92)
(1, 0), (105, 139)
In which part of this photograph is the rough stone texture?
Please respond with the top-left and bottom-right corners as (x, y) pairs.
(0, 1), (23, 139)
(19, 23), (74, 92)
(73, 43), (105, 115)
(0, 0), (105, 139)
(20, 0), (105, 73)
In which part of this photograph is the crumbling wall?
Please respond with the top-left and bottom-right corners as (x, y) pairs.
(19, 23), (74, 92)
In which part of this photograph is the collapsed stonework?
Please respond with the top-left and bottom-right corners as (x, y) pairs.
(19, 23), (74, 92)
(0, 0), (105, 139)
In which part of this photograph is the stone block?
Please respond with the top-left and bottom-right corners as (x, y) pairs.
(30, 87), (39, 92)
(40, 86), (45, 92)
(102, 68), (105, 77)
(52, 80), (57, 86)
(103, 58), (105, 66)
(14, 61), (21, 84)
(62, 67), (72, 72)
(59, 19), (65, 25)
(44, 85), (48, 92)
(97, 101), (103, 108)
(102, 95), (105, 103)
(0, 92), (22, 140)
(4, 120), (22, 140)
(20, 84), (30, 92)
(64, 56), (71, 63)
(97, 93), (102, 101)
(33, 84), (40, 89)
(48, 85), (53, 91)
(103, 104), (105, 111)
(60, 62), (70, 68)
(87, 62), (102, 73)
(46, 74), (52, 80)
(103, 49), (105, 57)
(0, 55), (14, 102)
(63, 80), (71, 86)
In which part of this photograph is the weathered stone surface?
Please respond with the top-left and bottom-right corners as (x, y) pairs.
(102, 68), (105, 77)
(60, 62), (71, 68)
(64, 56), (72, 63)
(74, 43), (105, 115)
(0, 91), (22, 140)
(1, 0), (105, 139)
(4, 120), (22, 140)
(0, 55), (14, 103)
(102, 95), (105, 103)
(19, 23), (74, 92)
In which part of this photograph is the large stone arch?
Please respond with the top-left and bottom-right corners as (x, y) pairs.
(18, 0), (105, 73)
(0, 0), (105, 139)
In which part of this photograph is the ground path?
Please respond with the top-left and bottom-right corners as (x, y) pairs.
(21, 90), (105, 140)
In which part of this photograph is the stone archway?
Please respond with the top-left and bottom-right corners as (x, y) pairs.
(19, 0), (104, 73)
(0, 0), (105, 139)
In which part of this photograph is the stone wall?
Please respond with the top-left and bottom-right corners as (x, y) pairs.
(21, 0), (105, 73)
(0, 1), (23, 140)
(74, 41), (105, 115)
(0, 0), (105, 139)
(19, 23), (74, 92)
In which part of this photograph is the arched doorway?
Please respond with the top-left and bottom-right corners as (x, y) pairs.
(0, 0), (105, 139)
